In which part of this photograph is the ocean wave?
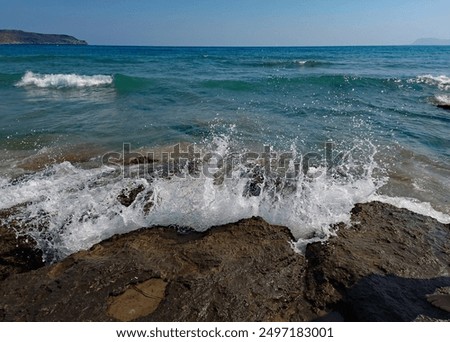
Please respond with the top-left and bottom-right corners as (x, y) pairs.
(0, 55), (63, 63)
(200, 79), (257, 91)
(413, 75), (450, 90)
(246, 59), (331, 68)
(0, 136), (383, 262)
(1, 133), (448, 263)
(432, 94), (450, 109)
(113, 73), (156, 93)
(0, 72), (22, 85)
(15, 71), (113, 88)
(294, 60), (328, 67)
(267, 74), (396, 89)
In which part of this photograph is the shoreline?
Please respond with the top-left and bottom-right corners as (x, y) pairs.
(0, 201), (449, 321)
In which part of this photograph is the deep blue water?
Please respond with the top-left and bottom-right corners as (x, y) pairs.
(0, 45), (449, 260)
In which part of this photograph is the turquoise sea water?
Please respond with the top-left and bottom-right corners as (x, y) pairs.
(0, 45), (449, 261)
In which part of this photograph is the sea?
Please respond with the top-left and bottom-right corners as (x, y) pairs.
(0, 45), (449, 262)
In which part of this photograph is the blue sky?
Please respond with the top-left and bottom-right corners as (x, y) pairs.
(1, 0), (450, 46)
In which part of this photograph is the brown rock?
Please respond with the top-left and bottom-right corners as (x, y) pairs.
(427, 287), (450, 313)
(107, 278), (167, 321)
(0, 201), (449, 321)
(117, 185), (145, 207)
(305, 201), (450, 321)
(0, 206), (44, 280)
(437, 104), (450, 110)
(0, 217), (314, 321)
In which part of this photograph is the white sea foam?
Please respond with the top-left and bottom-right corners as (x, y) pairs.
(414, 75), (450, 90)
(294, 60), (325, 67)
(16, 71), (113, 88)
(0, 136), (386, 262)
(1, 135), (448, 262)
(433, 94), (450, 106)
(370, 194), (450, 224)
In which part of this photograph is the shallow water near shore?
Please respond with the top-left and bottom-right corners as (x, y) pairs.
(0, 45), (449, 261)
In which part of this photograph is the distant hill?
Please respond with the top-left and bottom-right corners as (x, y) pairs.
(412, 38), (450, 46)
(0, 29), (87, 45)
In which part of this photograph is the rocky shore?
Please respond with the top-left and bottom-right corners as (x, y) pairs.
(0, 201), (449, 321)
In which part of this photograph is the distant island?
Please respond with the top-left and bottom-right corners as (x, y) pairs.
(412, 38), (450, 46)
(0, 29), (87, 45)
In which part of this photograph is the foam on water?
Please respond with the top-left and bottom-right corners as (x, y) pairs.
(0, 135), (389, 262)
(370, 194), (450, 224)
(16, 71), (113, 88)
(433, 94), (450, 106)
(414, 75), (450, 90)
(2, 46), (450, 265)
(251, 59), (331, 68)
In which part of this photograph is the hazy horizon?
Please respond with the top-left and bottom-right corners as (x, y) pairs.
(1, 0), (450, 47)
(2, 29), (450, 48)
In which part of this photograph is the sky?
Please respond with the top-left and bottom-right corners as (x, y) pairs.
(1, 0), (450, 46)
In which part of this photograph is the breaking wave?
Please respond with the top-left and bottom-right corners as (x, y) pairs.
(0, 135), (386, 262)
(432, 94), (450, 108)
(1, 126), (449, 264)
(413, 74), (450, 90)
(16, 71), (113, 88)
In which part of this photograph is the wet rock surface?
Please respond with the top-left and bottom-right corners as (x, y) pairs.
(0, 201), (449, 321)
(305, 202), (450, 321)
(0, 217), (313, 321)
(437, 104), (450, 110)
(0, 207), (44, 281)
